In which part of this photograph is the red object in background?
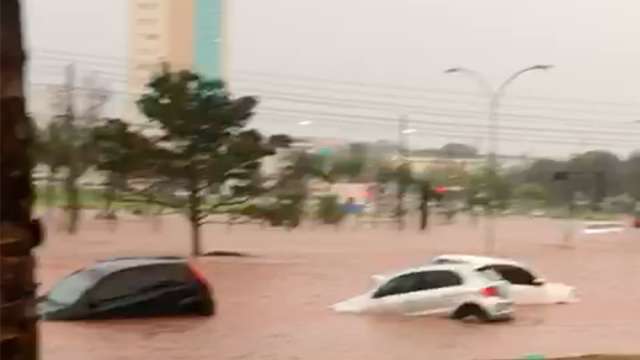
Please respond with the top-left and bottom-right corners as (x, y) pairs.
(634, 218), (640, 228)
(435, 186), (447, 194)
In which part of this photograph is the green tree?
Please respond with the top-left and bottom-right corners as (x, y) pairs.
(34, 120), (67, 210)
(91, 118), (154, 213)
(622, 152), (640, 201)
(468, 167), (512, 209)
(375, 162), (398, 184)
(34, 114), (96, 231)
(128, 69), (287, 256)
(267, 150), (331, 226)
(329, 155), (365, 182)
(513, 183), (547, 205)
(568, 150), (623, 206)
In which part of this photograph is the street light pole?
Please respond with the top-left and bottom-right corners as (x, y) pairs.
(445, 65), (553, 254)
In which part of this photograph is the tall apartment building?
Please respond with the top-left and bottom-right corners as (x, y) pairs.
(127, 0), (226, 118)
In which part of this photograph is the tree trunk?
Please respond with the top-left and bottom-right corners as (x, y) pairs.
(190, 219), (202, 257)
(396, 191), (405, 230)
(103, 173), (116, 213)
(419, 202), (429, 230)
(1, 1), (41, 358)
(64, 170), (79, 234)
(188, 178), (202, 256)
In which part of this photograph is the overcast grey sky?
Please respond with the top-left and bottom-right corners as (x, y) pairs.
(24, 0), (640, 158)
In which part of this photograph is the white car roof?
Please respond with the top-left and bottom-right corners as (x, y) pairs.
(432, 254), (525, 268)
(385, 263), (478, 278)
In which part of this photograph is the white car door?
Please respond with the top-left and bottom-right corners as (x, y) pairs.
(371, 272), (442, 315)
(403, 270), (463, 316)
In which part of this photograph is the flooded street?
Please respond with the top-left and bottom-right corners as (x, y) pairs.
(38, 214), (640, 359)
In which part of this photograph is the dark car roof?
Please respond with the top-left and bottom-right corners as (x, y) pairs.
(89, 256), (187, 277)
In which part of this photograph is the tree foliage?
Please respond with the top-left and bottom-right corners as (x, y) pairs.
(510, 150), (640, 207)
(567, 150), (624, 198)
(105, 69), (291, 255)
(513, 183), (547, 202)
(329, 155), (366, 182)
(467, 167), (512, 209)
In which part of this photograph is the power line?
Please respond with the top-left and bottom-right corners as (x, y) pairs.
(258, 113), (637, 147)
(29, 49), (640, 110)
(25, 80), (640, 141)
(27, 48), (640, 111)
(234, 78), (640, 118)
(233, 79), (640, 122)
(24, 80), (640, 147)
(239, 86), (640, 128)
(30, 56), (127, 72)
(259, 106), (640, 140)
(31, 48), (128, 64)
(260, 113), (639, 149)
(235, 69), (640, 108)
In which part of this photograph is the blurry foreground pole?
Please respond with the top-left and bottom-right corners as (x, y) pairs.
(396, 116), (409, 230)
(1, 0), (41, 359)
(419, 181), (432, 231)
(445, 65), (553, 254)
(562, 180), (575, 248)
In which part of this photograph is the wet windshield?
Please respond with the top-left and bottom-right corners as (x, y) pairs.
(47, 270), (98, 305)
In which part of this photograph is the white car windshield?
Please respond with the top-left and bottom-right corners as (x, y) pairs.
(47, 270), (98, 305)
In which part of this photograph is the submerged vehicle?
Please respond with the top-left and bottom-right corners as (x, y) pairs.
(39, 257), (214, 320)
(332, 264), (513, 322)
(431, 254), (578, 305)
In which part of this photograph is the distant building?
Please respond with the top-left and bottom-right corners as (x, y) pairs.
(404, 153), (534, 175)
(405, 155), (485, 174)
(260, 137), (351, 178)
(127, 0), (227, 120)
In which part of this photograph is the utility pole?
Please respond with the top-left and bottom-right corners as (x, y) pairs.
(1, 1), (42, 359)
(63, 64), (80, 233)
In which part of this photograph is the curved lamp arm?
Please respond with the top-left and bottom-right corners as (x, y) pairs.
(495, 64), (553, 98)
(444, 67), (493, 96)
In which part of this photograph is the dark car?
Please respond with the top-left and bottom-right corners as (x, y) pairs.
(39, 256), (214, 320)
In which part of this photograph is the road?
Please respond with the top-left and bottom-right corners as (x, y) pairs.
(37, 212), (640, 359)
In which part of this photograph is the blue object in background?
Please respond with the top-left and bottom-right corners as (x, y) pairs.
(194, 0), (222, 79)
(343, 203), (364, 215)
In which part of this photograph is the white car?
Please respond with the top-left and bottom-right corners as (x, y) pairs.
(582, 221), (626, 235)
(332, 264), (513, 322)
(431, 254), (578, 305)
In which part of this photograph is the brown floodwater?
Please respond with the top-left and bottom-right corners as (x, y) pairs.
(37, 211), (640, 359)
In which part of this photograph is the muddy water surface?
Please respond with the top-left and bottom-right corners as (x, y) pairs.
(38, 214), (640, 359)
